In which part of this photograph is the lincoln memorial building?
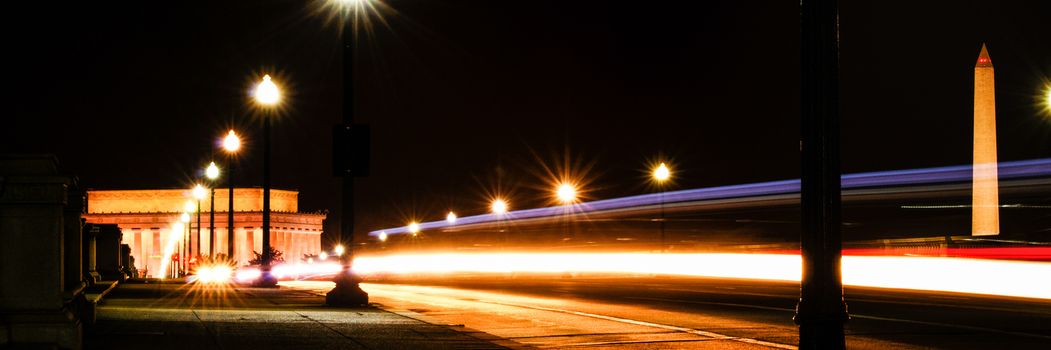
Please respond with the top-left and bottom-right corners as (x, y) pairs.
(83, 188), (326, 275)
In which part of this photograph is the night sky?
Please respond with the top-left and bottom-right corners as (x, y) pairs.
(4, 0), (1050, 241)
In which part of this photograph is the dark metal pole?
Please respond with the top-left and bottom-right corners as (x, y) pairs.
(196, 200), (201, 264)
(209, 187), (215, 257)
(228, 157), (235, 259)
(659, 190), (665, 253)
(327, 19), (368, 306)
(258, 114), (277, 287)
(795, 0), (848, 348)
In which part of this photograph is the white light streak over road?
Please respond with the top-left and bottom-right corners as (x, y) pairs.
(350, 253), (1051, 299)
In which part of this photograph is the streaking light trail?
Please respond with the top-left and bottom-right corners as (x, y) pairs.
(370, 158), (1051, 237)
(158, 222), (184, 279)
(349, 253), (1051, 300)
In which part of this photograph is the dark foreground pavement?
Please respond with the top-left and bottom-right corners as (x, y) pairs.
(85, 281), (514, 350)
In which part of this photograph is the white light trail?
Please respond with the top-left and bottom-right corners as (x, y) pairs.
(158, 222), (184, 278)
(349, 253), (1051, 300)
(195, 264), (233, 284)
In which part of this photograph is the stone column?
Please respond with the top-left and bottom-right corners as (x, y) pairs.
(83, 223), (101, 285)
(96, 224), (124, 281)
(0, 155), (84, 349)
(64, 184), (86, 294)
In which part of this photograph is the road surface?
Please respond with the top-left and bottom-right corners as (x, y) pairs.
(286, 275), (1051, 349)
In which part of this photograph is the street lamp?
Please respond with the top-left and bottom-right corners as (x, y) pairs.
(180, 212), (191, 276)
(1044, 84), (1051, 114)
(205, 162), (220, 257)
(252, 74), (282, 287)
(408, 222), (420, 236)
(556, 183), (577, 204)
(555, 182), (577, 244)
(324, 0), (376, 307)
(446, 212), (457, 224)
(192, 184), (206, 264)
(491, 198), (508, 215)
(652, 162), (672, 253)
(222, 130), (241, 260)
(334, 244), (345, 256)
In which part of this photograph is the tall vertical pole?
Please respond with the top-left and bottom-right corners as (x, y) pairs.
(209, 187), (215, 256)
(228, 158), (235, 260)
(258, 114), (277, 287)
(196, 200), (201, 264)
(659, 190), (665, 253)
(327, 18), (369, 306)
(796, 0), (848, 348)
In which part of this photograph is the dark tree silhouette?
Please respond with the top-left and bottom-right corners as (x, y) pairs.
(248, 247), (284, 266)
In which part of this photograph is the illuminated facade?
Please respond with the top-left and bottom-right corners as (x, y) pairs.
(83, 188), (325, 275)
(972, 43), (999, 236)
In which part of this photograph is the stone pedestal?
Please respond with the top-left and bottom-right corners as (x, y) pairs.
(0, 155), (85, 349)
(95, 224), (124, 281)
(326, 265), (368, 306)
(83, 223), (101, 286)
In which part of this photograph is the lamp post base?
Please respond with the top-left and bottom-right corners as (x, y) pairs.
(326, 267), (368, 306)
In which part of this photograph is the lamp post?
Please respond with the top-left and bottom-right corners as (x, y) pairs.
(192, 184), (206, 265)
(222, 130), (241, 260)
(180, 212), (191, 276)
(326, 0), (372, 306)
(253, 74), (281, 287)
(556, 182), (577, 244)
(652, 162), (671, 253)
(205, 162), (220, 257)
(797, 0), (848, 347)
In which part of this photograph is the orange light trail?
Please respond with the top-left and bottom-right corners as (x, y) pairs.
(350, 253), (1051, 299)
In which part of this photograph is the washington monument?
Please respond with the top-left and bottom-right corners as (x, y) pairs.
(972, 43), (999, 236)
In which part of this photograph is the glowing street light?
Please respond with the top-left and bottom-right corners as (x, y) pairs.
(192, 184), (207, 201)
(408, 222), (421, 236)
(206, 162), (220, 180)
(1044, 84), (1051, 113)
(378, 232), (388, 242)
(253, 74), (282, 106)
(556, 183), (577, 204)
(183, 200), (196, 213)
(491, 199), (508, 215)
(653, 162), (671, 183)
(221, 130), (241, 259)
(223, 130), (241, 153)
(446, 212), (457, 224)
(319, 252), (329, 261)
(334, 244), (346, 256)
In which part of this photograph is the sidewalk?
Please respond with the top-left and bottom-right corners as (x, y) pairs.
(85, 282), (515, 349)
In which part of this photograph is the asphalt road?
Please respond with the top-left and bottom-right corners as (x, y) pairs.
(286, 275), (1051, 349)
